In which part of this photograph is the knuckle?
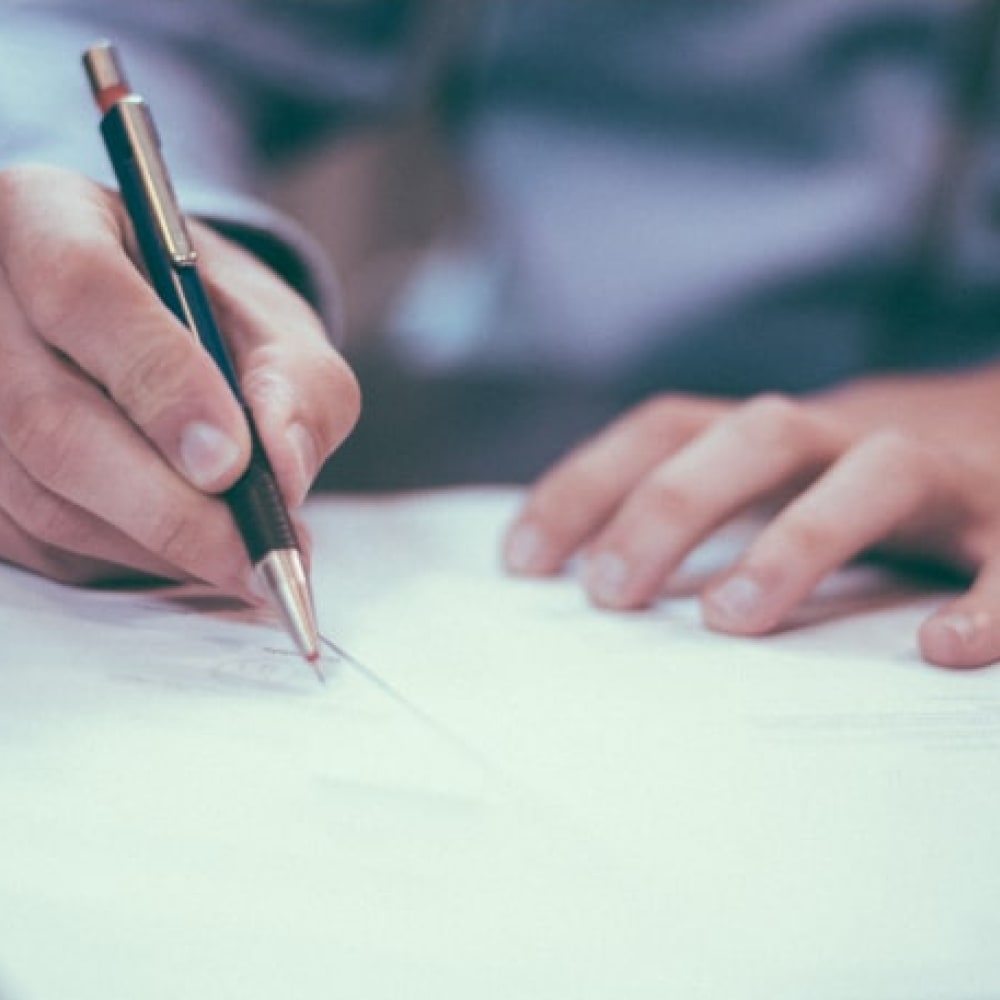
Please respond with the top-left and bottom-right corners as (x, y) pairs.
(0, 162), (62, 194)
(0, 456), (103, 575)
(633, 394), (693, 440)
(526, 445), (609, 526)
(636, 476), (699, 525)
(309, 352), (361, 453)
(858, 429), (934, 502)
(115, 336), (198, 422)
(340, 357), (363, 419)
(145, 507), (206, 570)
(12, 486), (81, 549)
(779, 512), (837, 557)
(864, 428), (924, 473)
(27, 239), (109, 344)
(629, 393), (725, 455)
(4, 386), (88, 488)
(733, 393), (803, 449)
(618, 393), (698, 454)
(0, 164), (41, 214)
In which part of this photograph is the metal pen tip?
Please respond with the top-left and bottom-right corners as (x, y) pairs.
(255, 549), (323, 683)
(306, 650), (326, 684)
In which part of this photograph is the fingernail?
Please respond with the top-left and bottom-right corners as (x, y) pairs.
(586, 551), (631, 605)
(929, 612), (981, 651)
(922, 610), (992, 667)
(179, 421), (242, 490)
(287, 422), (317, 506)
(706, 573), (764, 622)
(503, 522), (548, 573)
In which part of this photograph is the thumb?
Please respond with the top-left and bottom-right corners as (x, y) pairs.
(193, 223), (361, 508)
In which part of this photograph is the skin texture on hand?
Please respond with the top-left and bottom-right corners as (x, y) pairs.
(503, 375), (1000, 670)
(0, 164), (359, 595)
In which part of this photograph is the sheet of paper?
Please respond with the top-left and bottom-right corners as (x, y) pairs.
(2, 488), (1000, 999)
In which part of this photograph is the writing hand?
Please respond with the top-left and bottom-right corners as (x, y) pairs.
(0, 165), (359, 593)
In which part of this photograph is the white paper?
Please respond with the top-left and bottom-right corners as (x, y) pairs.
(2, 488), (999, 999)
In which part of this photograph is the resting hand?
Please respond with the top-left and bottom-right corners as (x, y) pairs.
(503, 377), (1000, 669)
(0, 164), (359, 593)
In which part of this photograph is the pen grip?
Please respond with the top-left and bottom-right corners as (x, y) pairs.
(226, 415), (300, 564)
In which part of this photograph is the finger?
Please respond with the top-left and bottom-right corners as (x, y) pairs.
(582, 395), (846, 610)
(0, 332), (252, 595)
(0, 440), (191, 585)
(701, 430), (945, 636)
(919, 557), (1000, 668)
(0, 166), (251, 493)
(0, 506), (176, 589)
(195, 225), (361, 507)
(503, 394), (726, 576)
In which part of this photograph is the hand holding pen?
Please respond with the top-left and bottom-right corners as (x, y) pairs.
(81, 41), (357, 672)
(0, 52), (358, 659)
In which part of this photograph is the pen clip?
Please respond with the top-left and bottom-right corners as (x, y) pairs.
(114, 96), (197, 266)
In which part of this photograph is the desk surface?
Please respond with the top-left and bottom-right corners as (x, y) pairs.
(1, 489), (998, 1000)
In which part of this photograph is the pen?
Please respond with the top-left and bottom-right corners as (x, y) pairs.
(82, 41), (323, 679)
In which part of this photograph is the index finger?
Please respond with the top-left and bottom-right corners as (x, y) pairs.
(0, 165), (251, 492)
(503, 395), (727, 575)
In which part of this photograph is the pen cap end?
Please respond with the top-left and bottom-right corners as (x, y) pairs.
(83, 41), (132, 111)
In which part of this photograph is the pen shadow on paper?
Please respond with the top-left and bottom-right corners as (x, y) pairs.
(94, 583), (277, 632)
(46, 582), (339, 695)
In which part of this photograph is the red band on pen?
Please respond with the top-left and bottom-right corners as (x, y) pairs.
(94, 82), (133, 114)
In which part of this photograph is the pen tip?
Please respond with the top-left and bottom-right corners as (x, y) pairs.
(307, 650), (326, 684)
(254, 549), (323, 684)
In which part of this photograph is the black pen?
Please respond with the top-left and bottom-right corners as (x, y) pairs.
(83, 41), (323, 678)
